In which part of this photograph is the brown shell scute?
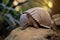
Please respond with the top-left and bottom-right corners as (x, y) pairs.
(25, 7), (53, 27)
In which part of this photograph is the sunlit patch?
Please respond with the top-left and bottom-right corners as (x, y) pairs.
(48, 1), (53, 8)
(13, 0), (18, 6)
(15, 6), (20, 11)
(43, 6), (48, 10)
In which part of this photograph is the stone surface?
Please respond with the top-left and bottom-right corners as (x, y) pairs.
(5, 27), (56, 40)
(52, 14), (60, 25)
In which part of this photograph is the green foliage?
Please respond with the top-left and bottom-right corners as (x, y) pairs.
(3, 0), (9, 5)
(0, 0), (20, 37)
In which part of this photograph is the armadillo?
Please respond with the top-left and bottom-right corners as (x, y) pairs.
(20, 7), (54, 30)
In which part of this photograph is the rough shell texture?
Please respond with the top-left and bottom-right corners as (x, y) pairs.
(24, 7), (53, 26)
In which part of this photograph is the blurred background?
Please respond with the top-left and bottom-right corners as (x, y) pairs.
(0, 0), (60, 40)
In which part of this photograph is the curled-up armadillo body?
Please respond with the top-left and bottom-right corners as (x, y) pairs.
(20, 13), (39, 30)
(20, 7), (53, 29)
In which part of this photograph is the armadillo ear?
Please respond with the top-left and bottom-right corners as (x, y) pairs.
(24, 12), (31, 18)
(26, 13), (31, 18)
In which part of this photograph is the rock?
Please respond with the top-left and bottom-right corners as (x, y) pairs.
(52, 14), (60, 40)
(5, 27), (56, 40)
(52, 14), (60, 25)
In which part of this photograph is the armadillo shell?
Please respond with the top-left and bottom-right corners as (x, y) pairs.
(24, 7), (53, 27)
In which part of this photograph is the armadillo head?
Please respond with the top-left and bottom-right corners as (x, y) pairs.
(20, 13), (33, 29)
